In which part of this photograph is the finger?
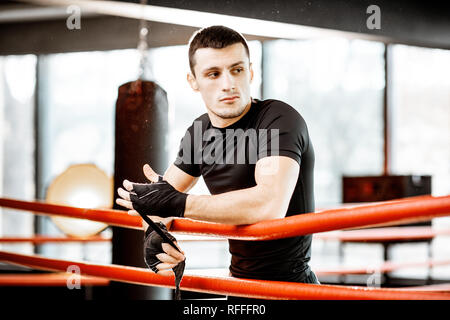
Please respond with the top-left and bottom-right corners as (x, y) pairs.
(162, 242), (185, 260)
(143, 164), (160, 183)
(172, 241), (184, 254)
(117, 187), (131, 201)
(116, 198), (134, 210)
(158, 269), (174, 276)
(127, 209), (139, 216)
(157, 262), (178, 270)
(123, 179), (134, 191)
(156, 253), (180, 265)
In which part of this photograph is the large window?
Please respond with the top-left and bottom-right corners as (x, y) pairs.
(39, 49), (140, 187)
(390, 44), (450, 279)
(38, 49), (140, 261)
(263, 38), (386, 207)
(390, 44), (450, 197)
(0, 55), (36, 254)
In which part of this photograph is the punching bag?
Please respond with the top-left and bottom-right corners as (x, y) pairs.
(112, 79), (169, 299)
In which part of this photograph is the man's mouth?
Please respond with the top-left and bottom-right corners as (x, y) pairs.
(220, 95), (239, 102)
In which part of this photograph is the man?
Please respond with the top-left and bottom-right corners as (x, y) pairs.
(116, 25), (318, 288)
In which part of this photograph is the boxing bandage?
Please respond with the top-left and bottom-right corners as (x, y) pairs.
(130, 177), (187, 218)
(143, 221), (185, 300)
(130, 176), (186, 299)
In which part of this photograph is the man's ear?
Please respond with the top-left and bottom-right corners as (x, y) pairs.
(187, 72), (199, 91)
(249, 62), (254, 83)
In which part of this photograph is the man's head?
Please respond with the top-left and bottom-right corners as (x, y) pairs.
(187, 26), (254, 126)
(188, 25), (250, 76)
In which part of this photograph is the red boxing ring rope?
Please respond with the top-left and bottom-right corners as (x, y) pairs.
(314, 259), (450, 276)
(0, 236), (111, 244)
(314, 226), (450, 242)
(1, 195), (450, 299)
(0, 195), (449, 239)
(1, 250), (449, 300)
(0, 198), (142, 230)
(0, 272), (110, 286)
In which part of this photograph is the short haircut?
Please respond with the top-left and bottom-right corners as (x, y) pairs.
(188, 25), (250, 76)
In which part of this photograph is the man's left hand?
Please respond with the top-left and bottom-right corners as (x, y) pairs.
(115, 164), (188, 219)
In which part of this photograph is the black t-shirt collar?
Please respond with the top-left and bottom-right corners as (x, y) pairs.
(210, 98), (259, 132)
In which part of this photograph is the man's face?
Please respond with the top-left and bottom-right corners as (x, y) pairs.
(188, 43), (254, 122)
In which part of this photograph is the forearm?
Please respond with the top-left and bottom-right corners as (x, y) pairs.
(123, 158), (297, 225)
(163, 164), (198, 193)
(184, 185), (275, 225)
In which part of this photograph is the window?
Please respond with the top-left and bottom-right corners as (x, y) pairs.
(263, 38), (385, 207)
(0, 55), (36, 254)
(38, 49), (140, 261)
(390, 44), (450, 197)
(390, 44), (450, 279)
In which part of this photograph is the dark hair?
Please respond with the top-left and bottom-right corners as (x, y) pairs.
(188, 25), (250, 76)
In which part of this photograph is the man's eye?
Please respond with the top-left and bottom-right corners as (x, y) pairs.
(208, 72), (219, 78)
(233, 67), (243, 74)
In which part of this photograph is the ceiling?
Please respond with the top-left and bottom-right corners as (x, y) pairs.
(0, 0), (449, 55)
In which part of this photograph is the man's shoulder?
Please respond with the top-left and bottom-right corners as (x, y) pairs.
(193, 112), (210, 123)
(186, 113), (210, 131)
(256, 98), (304, 122)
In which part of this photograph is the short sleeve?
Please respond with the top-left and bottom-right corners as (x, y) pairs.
(257, 101), (309, 165)
(173, 122), (202, 177)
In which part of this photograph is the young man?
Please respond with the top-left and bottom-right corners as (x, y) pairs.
(116, 25), (318, 286)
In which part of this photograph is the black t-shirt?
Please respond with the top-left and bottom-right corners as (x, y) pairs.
(174, 98), (315, 281)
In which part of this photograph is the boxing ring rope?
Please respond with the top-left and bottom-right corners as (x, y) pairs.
(1, 195), (450, 299)
(1, 250), (449, 300)
(314, 259), (450, 276)
(0, 236), (111, 244)
(314, 226), (450, 242)
(0, 198), (142, 230)
(0, 272), (109, 286)
(1, 195), (449, 240)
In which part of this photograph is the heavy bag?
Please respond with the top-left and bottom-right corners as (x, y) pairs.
(112, 79), (169, 299)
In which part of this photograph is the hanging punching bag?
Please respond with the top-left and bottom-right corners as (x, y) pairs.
(112, 79), (169, 299)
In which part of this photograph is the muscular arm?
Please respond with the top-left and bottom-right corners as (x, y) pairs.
(184, 156), (299, 225)
(118, 157), (299, 225)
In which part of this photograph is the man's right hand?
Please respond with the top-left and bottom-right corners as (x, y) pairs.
(143, 221), (185, 276)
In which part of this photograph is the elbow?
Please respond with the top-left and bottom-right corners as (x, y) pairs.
(254, 192), (287, 222)
(239, 203), (285, 225)
(261, 201), (287, 221)
(239, 197), (282, 225)
(252, 186), (288, 223)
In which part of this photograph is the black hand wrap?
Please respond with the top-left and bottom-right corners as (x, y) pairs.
(143, 221), (185, 300)
(130, 177), (188, 218)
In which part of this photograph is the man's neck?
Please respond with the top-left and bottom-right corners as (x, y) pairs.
(208, 100), (252, 128)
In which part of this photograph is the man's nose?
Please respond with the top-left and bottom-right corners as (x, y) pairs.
(221, 72), (235, 91)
